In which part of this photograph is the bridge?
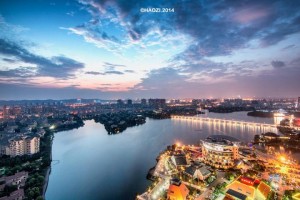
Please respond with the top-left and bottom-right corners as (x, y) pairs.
(171, 115), (278, 131)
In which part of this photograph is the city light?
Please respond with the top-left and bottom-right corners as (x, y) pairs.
(279, 155), (286, 163)
(1, 0), (300, 200)
(175, 141), (181, 147)
(280, 166), (288, 174)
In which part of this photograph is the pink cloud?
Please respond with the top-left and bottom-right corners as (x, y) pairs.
(232, 7), (270, 24)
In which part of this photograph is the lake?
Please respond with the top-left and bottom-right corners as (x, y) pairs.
(45, 112), (276, 200)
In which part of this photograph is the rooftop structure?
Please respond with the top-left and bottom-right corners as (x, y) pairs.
(167, 178), (189, 200)
(225, 179), (271, 200)
(225, 180), (255, 200)
(201, 135), (239, 169)
(184, 164), (211, 180)
(171, 155), (188, 167)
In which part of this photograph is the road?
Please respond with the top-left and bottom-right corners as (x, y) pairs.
(195, 171), (225, 200)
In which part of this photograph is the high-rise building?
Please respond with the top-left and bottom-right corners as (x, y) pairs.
(0, 136), (40, 157)
(141, 99), (147, 105)
(297, 97), (300, 109)
(127, 99), (132, 105)
(3, 105), (10, 118)
(148, 99), (166, 108)
(117, 99), (124, 105)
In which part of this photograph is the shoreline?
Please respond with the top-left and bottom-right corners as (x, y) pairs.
(41, 122), (83, 199)
(42, 167), (51, 199)
(42, 133), (53, 200)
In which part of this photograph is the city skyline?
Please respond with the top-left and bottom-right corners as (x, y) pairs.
(1, 0), (300, 100)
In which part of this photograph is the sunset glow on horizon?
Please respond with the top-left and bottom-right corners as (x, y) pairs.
(0, 0), (300, 99)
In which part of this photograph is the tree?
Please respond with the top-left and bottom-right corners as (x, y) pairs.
(36, 196), (44, 200)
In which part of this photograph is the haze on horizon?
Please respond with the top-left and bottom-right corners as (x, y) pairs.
(0, 0), (300, 100)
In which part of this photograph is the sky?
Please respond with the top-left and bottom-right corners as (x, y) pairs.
(0, 0), (300, 100)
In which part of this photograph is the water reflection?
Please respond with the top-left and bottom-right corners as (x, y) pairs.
(46, 112), (275, 200)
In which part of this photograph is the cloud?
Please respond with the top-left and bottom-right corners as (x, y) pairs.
(0, 38), (85, 78)
(85, 71), (104, 75)
(103, 62), (125, 70)
(104, 70), (124, 75)
(0, 15), (29, 39)
(281, 44), (296, 51)
(0, 67), (36, 78)
(60, 23), (122, 53)
(132, 63), (300, 98)
(133, 68), (188, 91)
(2, 58), (17, 63)
(76, 0), (300, 65)
(85, 70), (125, 75)
(124, 70), (134, 73)
(66, 11), (75, 17)
(271, 60), (285, 68)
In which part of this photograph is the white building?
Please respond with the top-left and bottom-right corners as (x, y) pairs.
(201, 135), (240, 169)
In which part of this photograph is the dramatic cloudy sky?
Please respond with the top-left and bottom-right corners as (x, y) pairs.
(0, 0), (300, 100)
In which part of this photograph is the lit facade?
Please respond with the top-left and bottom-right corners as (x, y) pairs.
(201, 135), (239, 169)
(167, 178), (189, 200)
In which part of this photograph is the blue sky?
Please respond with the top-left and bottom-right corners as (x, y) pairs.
(0, 0), (300, 100)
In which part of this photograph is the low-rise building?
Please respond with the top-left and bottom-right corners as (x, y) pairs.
(171, 154), (188, 167)
(184, 164), (211, 180)
(225, 180), (255, 200)
(0, 188), (25, 200)
(225, 179), (271, 200)
(167, 178), (189, 200)
(0, 171), (28, 187)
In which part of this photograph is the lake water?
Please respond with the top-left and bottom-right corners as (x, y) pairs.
(45, 112), (276, 200)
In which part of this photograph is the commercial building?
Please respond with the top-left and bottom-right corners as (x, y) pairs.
(201, 135), (240, 169)
(225, 179), (271, 200)
(167, 178), (189, 200)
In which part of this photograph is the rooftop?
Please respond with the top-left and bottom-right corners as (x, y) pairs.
(204, 135), (239, 146)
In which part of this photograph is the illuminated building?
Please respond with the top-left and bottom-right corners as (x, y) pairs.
(256, 182), (271, 200)
(294, 117), (300, 127)
(171, 155), (188, 167)
(184, 164), (211, 180)
(167, 178), (189, 200)
(273, 109), (288, 125)
(225, 179), (271, 200)
(239, 177), (260, 186)
(225, 180), (255, 200)
(201, 135), (239, 169)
